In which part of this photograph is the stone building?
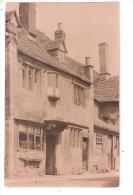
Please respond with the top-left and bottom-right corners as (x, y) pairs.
(5, 3), (119, 178)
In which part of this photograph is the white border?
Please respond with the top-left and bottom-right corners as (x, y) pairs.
(1, 0), (133, 195)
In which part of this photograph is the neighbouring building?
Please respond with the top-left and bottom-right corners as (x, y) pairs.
(5, 3), (119, 178)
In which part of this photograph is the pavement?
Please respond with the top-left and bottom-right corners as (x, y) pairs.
(5, 171), (119, 187)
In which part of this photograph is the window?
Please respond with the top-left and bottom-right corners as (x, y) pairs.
(28, 67), (33, 90)
(34, 128), (42, 150)
(96, 133), (103, 153)
(47, 71), (60, 100)
(96, 133), (103, 145)
(47, 71), (58, 89)
(18, 125), (43, 151)
(22, 63), (41, 92)
(34, 69), (41, 90)
(74, 83), (86, 106)
(115, 137), (119, 149)
(22, 65), (26, 88)
(19, 132), (28, 149)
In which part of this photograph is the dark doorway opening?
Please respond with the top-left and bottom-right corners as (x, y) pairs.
(82, 137), (89, 171)
(46, 135), (57, 175)
(108, 135), (114, 170)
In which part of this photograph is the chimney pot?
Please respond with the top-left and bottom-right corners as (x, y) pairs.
(84, 57), (94, 82)
(85, 57), (91, 66)
(58, 22), (63, 31)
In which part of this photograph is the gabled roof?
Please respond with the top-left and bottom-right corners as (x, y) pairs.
(47, 39), (68, 53)
(6, 10), (90, 83)
(94, 76), (119, 102)
(6, 10), (21, 27)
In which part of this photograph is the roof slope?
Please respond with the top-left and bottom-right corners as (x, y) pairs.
(17, 28), (90, 83)
(6, 10), (91, 83)
(94, 118), (118, 133)
(94, 76), (119, 102)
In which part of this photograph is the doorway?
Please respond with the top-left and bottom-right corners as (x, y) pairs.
(82, 137), (89, 170)
(46, 135), (57, 175)
(108, 135), (114, 170)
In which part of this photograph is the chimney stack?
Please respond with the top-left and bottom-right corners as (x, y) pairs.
(19, 3), (36, 34)
(55, 22), (65, 41)
(85, 57), (91, 66)
(84, 57), (94, 83)
(99, 42), (110, 80)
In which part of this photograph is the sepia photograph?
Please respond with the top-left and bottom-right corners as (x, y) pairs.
(5, 1), (119, 187)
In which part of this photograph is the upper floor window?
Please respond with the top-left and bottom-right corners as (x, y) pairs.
(47, 71), (58, 89)
(22, 63), (41, 92)
(47, 71), (60, 100)
(28, 67), (33, 90)
(73, 83), (86, 107)
(22, 65), (26, 88)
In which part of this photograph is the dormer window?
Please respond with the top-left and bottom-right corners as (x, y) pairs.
(47, 71), (60, 100)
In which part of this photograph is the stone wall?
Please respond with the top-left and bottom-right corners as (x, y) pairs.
(14, 53), (94, 128)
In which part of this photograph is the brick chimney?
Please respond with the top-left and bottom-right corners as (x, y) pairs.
(19, 3), (36, 35)
(55, 22), (66, 42)
(99, 42), (110, 80)
(84, 57), (94, 83)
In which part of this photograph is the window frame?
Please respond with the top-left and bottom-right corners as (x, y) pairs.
(47, 71), (59, 89)
(73, 82), (86, 107)
(21, 62), (41, 92)
(18, 125), (44, 151)
(96, 132), (103, 145)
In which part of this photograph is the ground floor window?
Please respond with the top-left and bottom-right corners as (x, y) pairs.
(96, 132), (103, 153)
(18, 123), (44, 151)
(19, 132), (28, 149)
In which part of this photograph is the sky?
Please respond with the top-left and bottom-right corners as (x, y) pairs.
(6, 2), (119, 75)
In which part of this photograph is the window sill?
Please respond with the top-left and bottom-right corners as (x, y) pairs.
(47, 87), (60, 100)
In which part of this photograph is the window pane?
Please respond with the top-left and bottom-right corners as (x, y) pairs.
(73, 83), (85, 106)
(55, 73), (58, 88)
(29, 134), (34, 150)
(28, 68), (33, 90)
(35, 136), (41, 150)
(19, 132), (28, 149)
(35, 69), (40, 85)
(22, 66), (26, 88)
(48, 72), (54, 88)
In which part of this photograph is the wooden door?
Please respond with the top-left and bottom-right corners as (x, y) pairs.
(108, 135), (113, 170)
(82, 137), (89, 170)
(46, 135), (56, 175)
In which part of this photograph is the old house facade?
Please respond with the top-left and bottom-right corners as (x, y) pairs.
(5, 3), (119, 178)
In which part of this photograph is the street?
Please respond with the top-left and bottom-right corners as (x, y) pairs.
(5, 174), (119, 187)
